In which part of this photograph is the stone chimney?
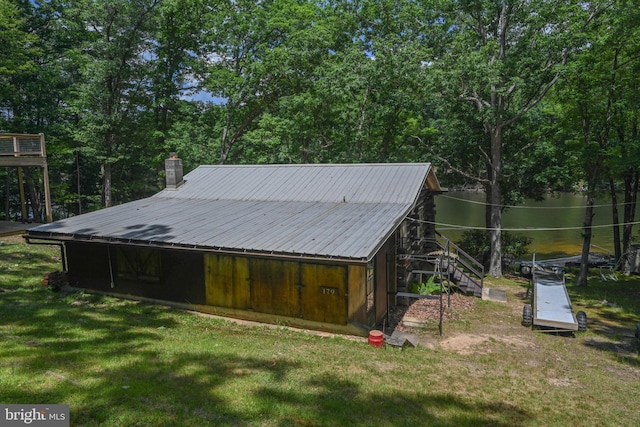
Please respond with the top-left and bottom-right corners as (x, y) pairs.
(165, 152), (184, 190)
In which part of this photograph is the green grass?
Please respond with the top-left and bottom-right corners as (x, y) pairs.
(1, 235), (639, 426)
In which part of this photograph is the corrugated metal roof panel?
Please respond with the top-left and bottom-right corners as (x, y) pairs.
(155, 163), (439, 204)
(27, 163), (438, 261)
(29, 198), (407, 260)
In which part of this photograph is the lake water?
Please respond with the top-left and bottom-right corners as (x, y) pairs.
(435, 192), (639, 260)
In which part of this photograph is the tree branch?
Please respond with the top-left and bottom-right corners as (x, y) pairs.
(412, 135), (489, 184)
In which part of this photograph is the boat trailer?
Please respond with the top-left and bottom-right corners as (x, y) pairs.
(521, 257), (587, 333)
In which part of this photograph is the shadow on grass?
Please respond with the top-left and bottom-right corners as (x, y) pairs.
(0, 287), (532, 426)
(565, 276), (640, 366)
(0, 238), (61, 289)
(256, 373), (528, 426)
(510, 274), (639, 365)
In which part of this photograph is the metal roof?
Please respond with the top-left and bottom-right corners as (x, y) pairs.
(26, 163), (440, 262)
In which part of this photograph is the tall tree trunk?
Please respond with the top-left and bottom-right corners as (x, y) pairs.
(76, 150), (82, 215)
(577, 192), (595, 287)
(608, 176), (621, 262)
(483, 179), (492, 270)
(220, 128), (228, 165)
(102, 163), (112, 208)
(103, 129), (115, 208)
(622, 171), (639, 256)
(488, 125), (502, 278)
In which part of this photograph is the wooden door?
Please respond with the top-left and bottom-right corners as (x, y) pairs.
(204, 253), (250, 309)
(300, 263), (347, 324)
(250, 258), (300, 318)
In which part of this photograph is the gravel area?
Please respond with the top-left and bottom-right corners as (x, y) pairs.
(386, 292), (476, 333)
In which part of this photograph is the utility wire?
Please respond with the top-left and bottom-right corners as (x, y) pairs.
(437, 193), (637, 209)
(407, 217), (640, 232)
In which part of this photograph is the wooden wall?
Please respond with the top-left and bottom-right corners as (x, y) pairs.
(347, 264), (367, 326)
(374, 235), (395, 324)
(64, 241), (392, 330)
(65, 242), (206, 304)
(204, 254), (352, 325)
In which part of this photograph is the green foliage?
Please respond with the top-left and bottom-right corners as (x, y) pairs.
(415, 275), (440, 295)
(0, 0), (39, 92)
(0, 0), (637, 279)
(457, 230), (532, 271)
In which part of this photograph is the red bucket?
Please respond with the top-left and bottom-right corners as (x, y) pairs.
(368, 330), (384, 348)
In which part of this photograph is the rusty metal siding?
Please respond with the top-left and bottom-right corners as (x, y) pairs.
(300, 263), (347, 324)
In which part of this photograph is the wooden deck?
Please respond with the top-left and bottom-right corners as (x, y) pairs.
(0, 133), (52, 223)
(0, 221), (39, 237)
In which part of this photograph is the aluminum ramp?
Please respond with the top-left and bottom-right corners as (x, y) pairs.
(533, 269), (578, 332)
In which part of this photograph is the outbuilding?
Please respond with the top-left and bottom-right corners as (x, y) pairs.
(25, 161), (446, 335)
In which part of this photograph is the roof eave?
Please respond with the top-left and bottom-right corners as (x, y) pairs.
(23, 231), (369, 265)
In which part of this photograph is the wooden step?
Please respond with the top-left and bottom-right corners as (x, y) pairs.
(447, 264), (482, 296)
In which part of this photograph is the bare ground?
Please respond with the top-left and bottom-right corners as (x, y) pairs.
(387, 280), (640, 361)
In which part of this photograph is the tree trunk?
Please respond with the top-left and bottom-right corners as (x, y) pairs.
(622, 168), (638, 256)
(76, 150), (82, 215)
(23, 167), (43, 222)
(488, 125), (503, 278)
(577, 194), (595, 287)
(220, 121), (230, 165)
(102, 163), (112, 208)
(488, 185), (502, 277)
(608, 176), (621, 262)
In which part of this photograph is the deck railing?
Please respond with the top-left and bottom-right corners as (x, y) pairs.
(433, 231), (485, 286)
(0, 134), (46, 157)
(0, 133), (52, 222)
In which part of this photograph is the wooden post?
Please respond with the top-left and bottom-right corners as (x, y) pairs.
(40, 134), (53, 223)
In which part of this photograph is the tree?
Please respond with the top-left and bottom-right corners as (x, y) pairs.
(68, 0), (160, 207)
(241, 0), (434, 164)
(338, 0), (433, 162)
(426, 0), (600, 277)
(605, 2), (640, 265)
(0, 0), (38, 120)
(229, 0), (345, 163)
(199, 0), (285, 164)
(1, 0), (80, 221)
(147, 0), (205, 161)
(551, 0), (640, 285)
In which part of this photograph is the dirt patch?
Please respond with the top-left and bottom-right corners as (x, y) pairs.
(385, 285), (543, 355)
(439, 333), (536, 355)
(547, 377), (575, 387)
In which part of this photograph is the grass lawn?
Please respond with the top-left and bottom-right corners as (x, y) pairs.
(1, 235), (639, 426)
